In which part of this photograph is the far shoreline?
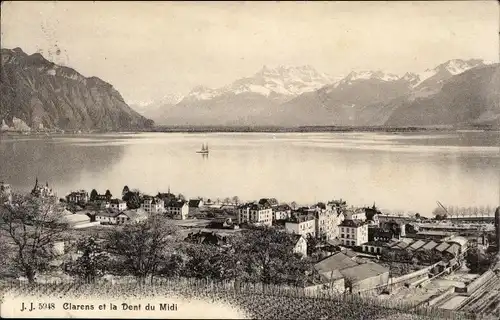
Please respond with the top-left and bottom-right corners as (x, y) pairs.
(1, 125), (497, 136)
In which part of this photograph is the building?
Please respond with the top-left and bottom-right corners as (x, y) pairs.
(141, 197), (165, 214)
(409, 230), (456, 241)
(361, 241), (387, 255)
(30, 178), (55, 198)
(208, 217), (239, 230)
(167, 200), (189, 220)
(66, 190), (89, 204)
(291, 234), (308, 257)
(368, 227), (395, 242)
(285, 214), (316, 238)
(110, 198), (127, 211)
(315, 205), (345, 241)
(345, 208), (366, 221)
(315, 252), (359, 275)
(0, 181), (12, 203)
(238, 203), (273, 226)
(95, 211), (130, 225)
(339, 262), (390, 293)
(339, 219), (368, 247)
(314, 252), (389, 293)
(273, 204), (292, 221)
(188, 199), (204, 216)
(258, 198), (279, 208)
(122, 209), (148, 224)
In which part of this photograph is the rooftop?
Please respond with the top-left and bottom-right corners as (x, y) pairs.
(96, 211), (125, 218)
(286, 214), (315, 223)
(339, 219), (365, 228)
(188, 199), (203, 207)
(167, 200), (187, 208)
(314, 252), (359, 273)
(339, 262), (389, 283)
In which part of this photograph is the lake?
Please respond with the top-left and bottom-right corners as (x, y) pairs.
(0, 131), (498, 216)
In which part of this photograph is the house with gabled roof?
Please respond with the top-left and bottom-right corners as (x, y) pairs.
(141, 196), (164, 214)
(166, 200), (189, 220)
(110, 198), (127, 211)
(188, 198), (204, 216)
(95, 210), (129, 225)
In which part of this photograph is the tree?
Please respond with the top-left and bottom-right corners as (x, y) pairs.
(104, 190), (112, 200)
(181, 244), (244, 281)
(232, 196), (240, 206)
(105, 214), (180, 284)
(290, 201), (297, 210)
(232, 227), (316, 286)
(122, 191), (141, 209)
(223, 197), (231, 205)
(90, 189), (98, 201)
(122, 186), (130, 197)
(178, 194), (185, 201)
(0, 194), (69, 283)
(465, 247), (494, 274)
(432, 206), (447, 220)
(306, 234), (320, 256)
(65, 237), (109, 283)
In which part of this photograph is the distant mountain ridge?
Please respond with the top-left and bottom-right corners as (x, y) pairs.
(141, 59), (498, 127)
(0, 47), (153, 131)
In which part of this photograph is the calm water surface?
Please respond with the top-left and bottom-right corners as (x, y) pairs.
(0, 131), (498, 216)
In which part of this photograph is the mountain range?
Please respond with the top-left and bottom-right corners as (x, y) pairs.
(137, 59), (499, 127)
(1, 47), (498, 130)
(0, 48), (153, 131)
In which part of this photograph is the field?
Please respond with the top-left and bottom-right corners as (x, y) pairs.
(0, 278), (481, 320)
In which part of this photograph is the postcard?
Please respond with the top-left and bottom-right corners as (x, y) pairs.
(1, 1), (499, 319)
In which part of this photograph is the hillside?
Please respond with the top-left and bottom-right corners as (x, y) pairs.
(385, 64), (500, 127)
(0, 48), (153, 131)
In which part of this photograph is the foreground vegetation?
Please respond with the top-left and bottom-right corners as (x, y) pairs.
(0, 279), (481, 320)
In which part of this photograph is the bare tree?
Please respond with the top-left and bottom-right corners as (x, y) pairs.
(105, 214), (180, 284)
(0, 193), (69, 283)
(232, 196), (240, 206)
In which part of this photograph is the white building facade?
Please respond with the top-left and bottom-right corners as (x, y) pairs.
(339, 219), (369, 247)
(238, 203), (273, 226)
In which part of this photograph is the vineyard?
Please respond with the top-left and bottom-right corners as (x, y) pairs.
(0, 278), (484, 320)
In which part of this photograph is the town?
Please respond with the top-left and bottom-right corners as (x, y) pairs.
(1, 179), (500, 318)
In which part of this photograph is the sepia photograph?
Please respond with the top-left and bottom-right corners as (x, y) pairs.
(0, 1), (499, 319)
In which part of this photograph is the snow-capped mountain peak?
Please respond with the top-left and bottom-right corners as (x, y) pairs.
(186, 65), (337, 101)
(336, 70), (401, 87)
(436, 59), (484, 75)
(412, 59), (485, 88)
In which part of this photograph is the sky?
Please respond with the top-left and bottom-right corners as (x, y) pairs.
(1, 1), (499, 104)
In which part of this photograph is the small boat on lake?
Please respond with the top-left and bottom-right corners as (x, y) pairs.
(196, 143), (209, 154)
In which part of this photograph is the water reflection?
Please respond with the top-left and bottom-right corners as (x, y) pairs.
(0, 137), (125, 196)
(0, 132), (498, 215)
